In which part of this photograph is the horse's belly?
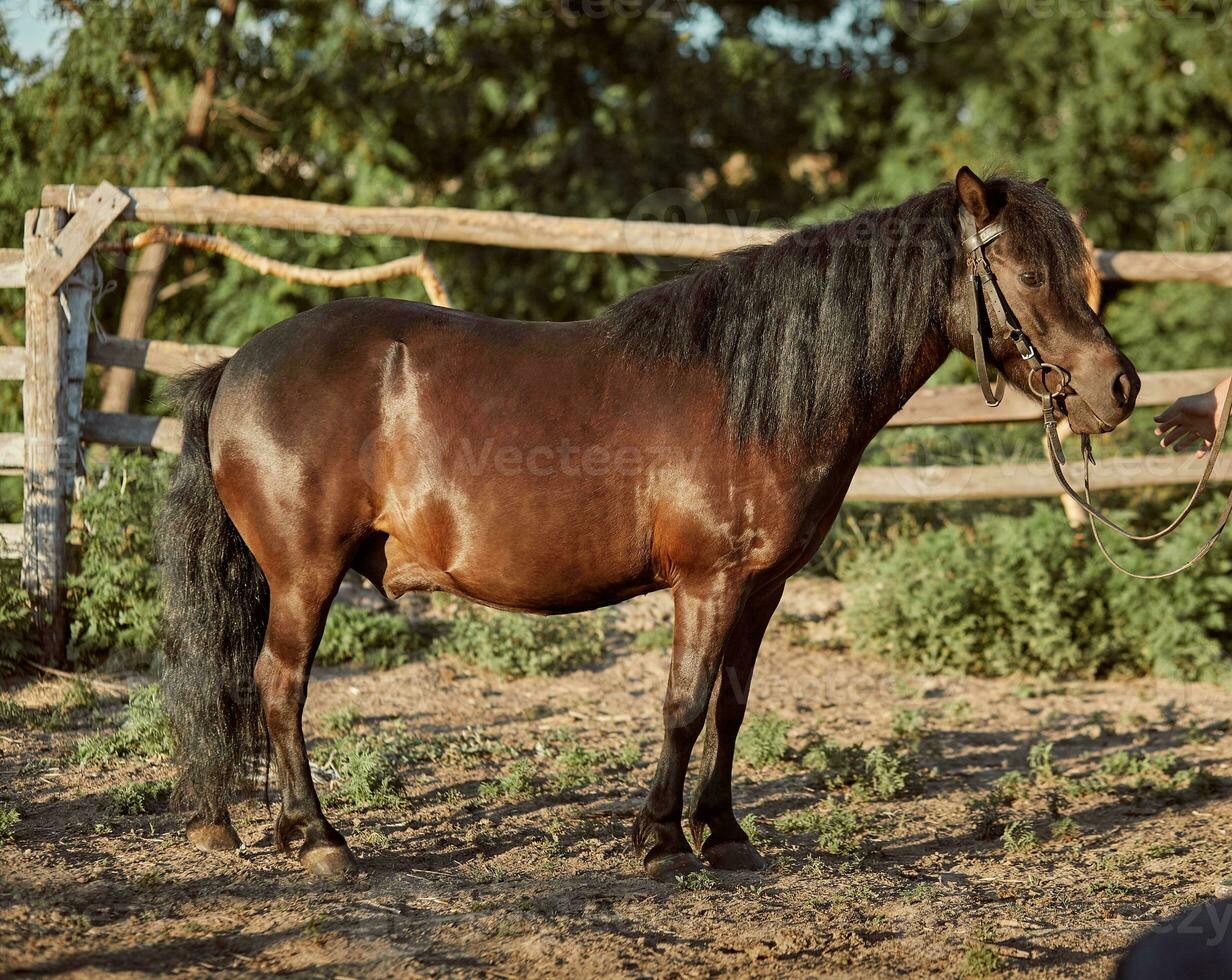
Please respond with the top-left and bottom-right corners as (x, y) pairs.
(372, 491), (658, 614)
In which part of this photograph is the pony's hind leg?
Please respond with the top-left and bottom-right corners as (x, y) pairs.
(255, 566), (356, 877)
(634, 575), (749, 881)
(688, 583), (783, 871)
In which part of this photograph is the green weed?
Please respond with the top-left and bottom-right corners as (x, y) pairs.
(438, 605), (607, 678)
(72, 685), (172, 765)
(479, 759), (539, 801)
(0, 805), (18, 842)
(107, 778), (173, 815)
(735, 712), (792, 768)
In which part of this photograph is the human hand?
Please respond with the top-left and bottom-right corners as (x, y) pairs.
(1154, 377), (1231, 459)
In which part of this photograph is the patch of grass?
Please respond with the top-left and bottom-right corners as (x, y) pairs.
(890, 707), (927, 749)
(959, 940), (1004, 978)
(479, 759), (539, 801)
(735, 712), (792, 768)
(547, 736), (604, 791)
(438, 605), (607, 678)
(966, 785), (1012, 841)
(675, 869), (717, 891)
(0, 805), (18, 842)
(801, 736), (920, 800)
(72, 685), (172, 765)
(1090, 749), (1220, 800)
(1050, 816), (1079, 841)
(321, 733), (403, 810)
(0, 696), (31, 727)
(59, 678), (101, 714)
(1027, 740), (1059, 783)
(629, 623), (673, 651)
(107, 778), (173, 815)
(1001, 820), (1039, 855)
(814, 806), (866, 856)
(319, 706), (361, 737)
(317, 605), (440, 669)
(777, 805), (867, 856)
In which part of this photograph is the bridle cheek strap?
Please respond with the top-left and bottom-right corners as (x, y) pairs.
(959, 209), (1068, 464)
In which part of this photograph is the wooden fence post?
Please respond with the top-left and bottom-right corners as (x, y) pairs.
(22, 207), (99, 665)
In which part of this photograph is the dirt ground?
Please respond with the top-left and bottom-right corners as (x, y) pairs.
(3, 576), (1231, 978)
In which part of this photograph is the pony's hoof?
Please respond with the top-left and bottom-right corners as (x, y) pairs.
(299, 841), (359, 877)
(186, 818), (243, 854)
(645, 851), (704, 883)
(703, 840), (767, 871)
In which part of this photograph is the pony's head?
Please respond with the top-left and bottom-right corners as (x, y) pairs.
(951, 167), (1139, 434)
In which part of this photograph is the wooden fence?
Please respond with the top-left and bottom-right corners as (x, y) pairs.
(2, 182), (1230, 663)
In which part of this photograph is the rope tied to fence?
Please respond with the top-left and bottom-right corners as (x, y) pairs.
(98, 226), (451, 307)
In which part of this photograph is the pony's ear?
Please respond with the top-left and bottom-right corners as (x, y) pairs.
(1033, 177), (1050, 189)
(955, 166), (991, 225)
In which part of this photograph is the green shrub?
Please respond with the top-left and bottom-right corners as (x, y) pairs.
(801, 736), (920, 800)
(67, 450), (169, 665)
(107, 778), (173, 815)
(320, 732), (403, 810)
(735, 711), (792, 768)
(316, 604), (437, 669)
(0, 805), (18, 842)
(73, 684), (172, 765)
(840, 503), (1232, 681)
(0, 562), (37, 675)
(479, 759), (539, 801)
(437, 605), (606, 678)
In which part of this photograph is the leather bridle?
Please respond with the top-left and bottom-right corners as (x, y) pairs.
(959, 207), (1232, 579)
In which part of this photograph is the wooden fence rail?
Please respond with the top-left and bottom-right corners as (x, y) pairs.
(1, 181), (1231, 664)
(40, 184), (1232, 286)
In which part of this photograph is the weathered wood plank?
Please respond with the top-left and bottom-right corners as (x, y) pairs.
(889, 367), (1232, 427)
(23, 207), (73, 664)
(0, 432), (22, 469)
(86, 335), (235, 376)
(0, 346), (24, 380)
(37, 184), (797, 259)
(82, 410), (184, 454)
(849, 452), (1232, 502)
(1095, 249), (1232, 288)
(0, 248), (23, 289)
(0, 523), (20, 559)
(41, 185), (1232, 281)
(27, 183), (129, 295)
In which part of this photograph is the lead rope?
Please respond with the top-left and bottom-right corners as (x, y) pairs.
(1041, 383), (1232, 579)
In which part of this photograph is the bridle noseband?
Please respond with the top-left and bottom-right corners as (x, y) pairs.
(958, 207), (1232, 580)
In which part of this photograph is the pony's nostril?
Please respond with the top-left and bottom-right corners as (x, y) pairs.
(1112, 372), (1135, 408)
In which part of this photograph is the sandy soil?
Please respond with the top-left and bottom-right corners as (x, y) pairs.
(2, 576), (1231, 978)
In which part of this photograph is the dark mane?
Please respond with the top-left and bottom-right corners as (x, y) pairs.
(599, 178), (1089, 447)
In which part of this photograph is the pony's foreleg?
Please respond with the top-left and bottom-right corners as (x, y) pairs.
(254, 569), (356, 877)
(634, 575), (748, 881)
(688, 582), (783, 870)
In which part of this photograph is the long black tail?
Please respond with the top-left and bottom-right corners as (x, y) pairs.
(158, 360), (269, 821)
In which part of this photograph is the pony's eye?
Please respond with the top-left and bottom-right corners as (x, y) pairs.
(1019, 271), (1045, 288)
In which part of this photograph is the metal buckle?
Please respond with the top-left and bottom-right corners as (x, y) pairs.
(1019, 342), (1037, 361)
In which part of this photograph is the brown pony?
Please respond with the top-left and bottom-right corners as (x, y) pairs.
(158, 168), (1138, 880)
